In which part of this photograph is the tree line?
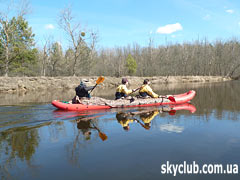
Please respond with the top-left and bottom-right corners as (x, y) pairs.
(0, 1), (240, 79)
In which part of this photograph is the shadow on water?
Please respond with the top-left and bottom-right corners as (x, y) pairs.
(0, 80), (240, 179)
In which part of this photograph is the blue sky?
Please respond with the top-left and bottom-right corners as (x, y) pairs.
(2, 0), (240, 49)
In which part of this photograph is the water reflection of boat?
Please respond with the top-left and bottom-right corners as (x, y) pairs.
(53, 103), (196, 120)
(116, 103), (196, 131)
(52, 90), (196, 111)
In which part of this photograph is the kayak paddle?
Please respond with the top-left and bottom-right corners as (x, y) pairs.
(89, 76), (105, 94)
(91, 122), (108, 141)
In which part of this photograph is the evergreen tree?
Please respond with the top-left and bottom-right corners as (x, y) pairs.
(0, 16), (37, 76)
(126, 54), (137, 75)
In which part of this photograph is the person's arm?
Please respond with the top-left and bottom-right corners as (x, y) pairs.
(141, 110), (159, 123)
(85, 86), (94, 91)
(146, 86), (158, 98)
(122, 85), (133, 95)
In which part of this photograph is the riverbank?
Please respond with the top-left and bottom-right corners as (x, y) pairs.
(0, 76), (232, 93)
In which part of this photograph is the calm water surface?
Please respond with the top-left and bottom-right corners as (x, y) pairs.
(0, 81), (240, 180)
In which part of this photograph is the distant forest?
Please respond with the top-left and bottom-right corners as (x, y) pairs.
(0, 1), (240, 79)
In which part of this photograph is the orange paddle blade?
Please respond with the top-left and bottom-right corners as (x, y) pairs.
(99, 132), (108, 141)
(96, 76), (105, 84)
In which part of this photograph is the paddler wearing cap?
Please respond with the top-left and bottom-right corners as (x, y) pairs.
(115, 78), (136, 100)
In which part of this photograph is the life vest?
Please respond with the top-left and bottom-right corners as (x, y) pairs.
(139, 84), (158, 98)
(140, 110), (159, 124)
(115, 84), (133, 99)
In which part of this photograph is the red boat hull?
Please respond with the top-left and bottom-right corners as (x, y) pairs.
(52, 90), (196, 111)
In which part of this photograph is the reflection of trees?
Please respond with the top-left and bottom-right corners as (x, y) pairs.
(0, 128), (39, 179)
(66, 116), (101, 167)
(158, 81), (240, 121)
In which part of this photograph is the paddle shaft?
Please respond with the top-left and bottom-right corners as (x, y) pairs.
(89, 84), (97, 94)
(89, 76), (105, 94)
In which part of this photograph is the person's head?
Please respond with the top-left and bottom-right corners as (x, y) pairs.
(80, 81), (85, 86)
(123, 125), (130, 131)
(83, 131), (91, 140)
(122, 78), (128, 85)
(143, 79), (150, 85)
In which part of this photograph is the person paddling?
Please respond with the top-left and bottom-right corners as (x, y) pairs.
(71, 81), (94, 104)
(139, 79), (159, 98)
(115, 78), (136, 100)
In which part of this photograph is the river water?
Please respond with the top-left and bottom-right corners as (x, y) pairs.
(0, 81), (240, 180)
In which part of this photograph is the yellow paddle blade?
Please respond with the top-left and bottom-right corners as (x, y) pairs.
(96, 76), (105, 84)
(99, 132), (108, 141)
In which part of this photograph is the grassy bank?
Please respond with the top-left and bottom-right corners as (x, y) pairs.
(0, 76), (233, 93)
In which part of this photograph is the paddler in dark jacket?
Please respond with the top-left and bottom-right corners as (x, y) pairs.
(76, 117), (93, 140)
(115, 78), (136, 100)
(71, 81), (94, 104)
(75, 81), (94, 98)
(139, 79), (159, 98)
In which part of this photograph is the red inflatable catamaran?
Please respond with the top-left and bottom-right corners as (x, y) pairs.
(52, 90), (196, 111)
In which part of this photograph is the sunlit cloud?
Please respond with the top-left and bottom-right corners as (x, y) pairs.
(45, 24), (55, 30)
(156, 23), (183, 34)
(226, 9), (234, 14)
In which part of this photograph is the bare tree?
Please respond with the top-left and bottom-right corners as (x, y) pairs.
(0, 2), (13, 76)
(40, 36), (53, 76)
(58, 6), (86, 76)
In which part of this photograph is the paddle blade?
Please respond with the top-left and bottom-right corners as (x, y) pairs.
(99, 132), (108, 141)
(168, 96), (176, 102)
(96, 76), (105, 84)
(169, 110), (176, 115)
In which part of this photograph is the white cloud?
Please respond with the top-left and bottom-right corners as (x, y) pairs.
(159, 124), (184, 133)
(171, 35), (176, 38)
(226, 9), (234, 14)
(156, 23), (183, 34)
(45, 24), (55, 30)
